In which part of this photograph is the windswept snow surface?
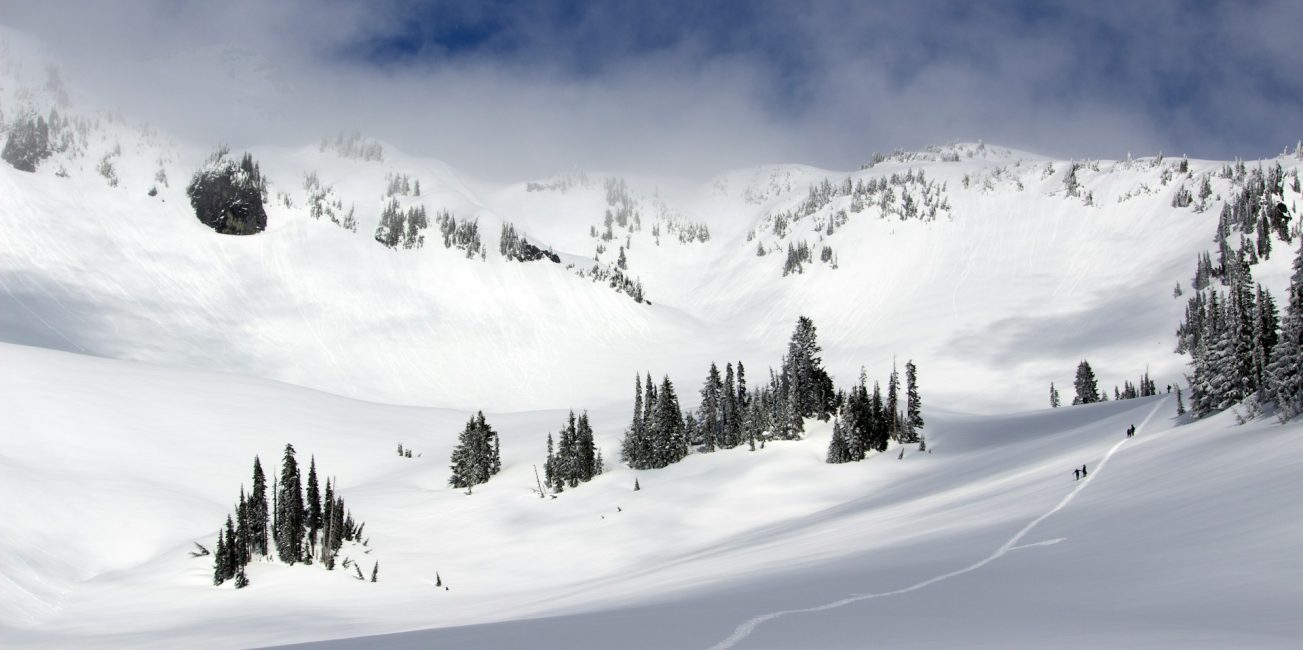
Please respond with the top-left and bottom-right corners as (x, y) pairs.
(1, 343), (1300, 648)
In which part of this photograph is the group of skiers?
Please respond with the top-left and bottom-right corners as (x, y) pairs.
(1073, 423), (1136, 480)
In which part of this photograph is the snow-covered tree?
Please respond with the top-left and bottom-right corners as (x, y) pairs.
(274, 443), (304, 563)
(1072, 360), (1100, 405)
(905, 360), (923, 442)
(1268, 239), (1303, 418)
(1, 112), (50, 172)
(448, 412), (501, 493)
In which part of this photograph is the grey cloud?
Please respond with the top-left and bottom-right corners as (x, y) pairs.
(2, 0), (1300, 181)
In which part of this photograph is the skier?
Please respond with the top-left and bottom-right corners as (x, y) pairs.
(1074, 468), (1081, 480)
(1081, 464), (1087, 477)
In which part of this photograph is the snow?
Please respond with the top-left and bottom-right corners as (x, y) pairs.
(2, 342), (1299, 648)
(2, 23), (1302, 649)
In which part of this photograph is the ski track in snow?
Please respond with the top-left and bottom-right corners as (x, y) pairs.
(708, 397), (1170, 650)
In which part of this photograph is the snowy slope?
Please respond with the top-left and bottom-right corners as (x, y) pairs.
(3, 23), (1303, 650)
(3, 25), (1301, 414)
(1, 342), (1299, 648)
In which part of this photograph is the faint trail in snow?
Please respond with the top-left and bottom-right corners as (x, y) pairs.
(708, 398), (1169, 650)
(1007, 537), (1066, 551)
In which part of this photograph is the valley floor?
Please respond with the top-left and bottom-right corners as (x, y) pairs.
(2, 342), (1300, 649)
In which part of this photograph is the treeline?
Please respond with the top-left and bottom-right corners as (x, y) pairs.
(767, 169), (952, 242)
(211, 444), (368, 588)
(319, 131), (384, 162)
(617, 316), (919, 472)
(384, 172), (420, 197)
(574, 263), (646, 303)
(449, 317), (923, 497)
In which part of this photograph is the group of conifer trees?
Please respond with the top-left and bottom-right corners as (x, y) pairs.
(1057, 361), (1161, 407)
(544, 411), (603, 491)
(826, 360), (923, 463)
(212, 445), (366, 588)
(448, 412), (502, 493)
(619, 373), (689, 469)
(457, 318), (923, 495)
(617, 316), (905, 472)
(1177, 236), (1303, 418)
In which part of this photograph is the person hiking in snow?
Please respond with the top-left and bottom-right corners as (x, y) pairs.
(1081, 464), (1087, 477)
(1074, 468), (1080, 480)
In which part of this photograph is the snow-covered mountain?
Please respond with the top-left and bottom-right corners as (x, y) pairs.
(3, 24), (1298, 415)
(2, 23), (1301, 650)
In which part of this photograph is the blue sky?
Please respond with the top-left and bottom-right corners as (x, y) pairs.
(5, 0), (1301, 178)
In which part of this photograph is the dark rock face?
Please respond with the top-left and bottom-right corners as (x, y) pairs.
(186, 150), (268, 235)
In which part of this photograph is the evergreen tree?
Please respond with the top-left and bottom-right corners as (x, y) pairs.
(449, 412), (501, 492)
(577, 412), (598, 480)
(621, 375), (646, 468)
(321, 478), (336, 569)
(736, 361), (748, 410)
(1253, 285), (1279, 393)
(1176, 386), (1186, 416)
(722, 362), (739, 448)
(1227, 242), (1258, 397)
(868, 380), (889, 452)
(275, 444), (304, 564)
(544, 433), (556, 490)
(1050, 382), (1061, 408)
(1072, 360), (1100, 405)
(222, 515), (239, 581)
(1268, 239), (1303, 418)
(840, 369), (871, 460)
(904, 360), (923, 441)
(249, 457), (268, 557)
(783, 317), (834, 420)
(305, 456), (322, 558)
(887, 360), (901, 441)
(213, 529), (229, 586)
(684, 412), (701, 452)
(699, 363), (722, 452)
(235, 489), (251, 568)
(654, 376), (688, 467)
(826, 416), (852, 463)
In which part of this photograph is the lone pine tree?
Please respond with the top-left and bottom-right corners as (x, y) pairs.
(449, 411), (501, 493)
(1073, 360), (1100, 405)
